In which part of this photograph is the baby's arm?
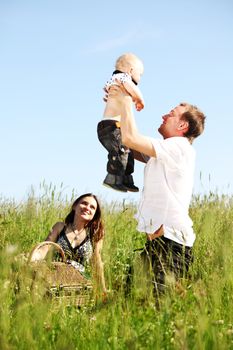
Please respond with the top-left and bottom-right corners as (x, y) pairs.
(104, 73), (144, 111)
(122, 80), (145, 111)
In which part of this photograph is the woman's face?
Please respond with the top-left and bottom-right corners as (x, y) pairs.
(74, 196), (98, 224)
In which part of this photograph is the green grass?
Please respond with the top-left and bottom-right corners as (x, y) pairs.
(0, 184), (233, 349)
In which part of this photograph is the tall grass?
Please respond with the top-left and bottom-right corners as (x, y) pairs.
(0, 184), (233, 349)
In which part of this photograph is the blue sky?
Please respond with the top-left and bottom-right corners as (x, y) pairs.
(1, 0), (232, 203)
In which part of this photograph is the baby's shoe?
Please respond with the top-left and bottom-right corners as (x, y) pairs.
(123, 175), (139, 192)
(103, 174), (127, 193)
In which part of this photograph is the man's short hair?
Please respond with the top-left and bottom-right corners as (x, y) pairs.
(180, 102), (206, 141)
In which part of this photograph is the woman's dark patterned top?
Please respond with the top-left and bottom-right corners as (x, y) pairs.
(56, 227), (93, 266)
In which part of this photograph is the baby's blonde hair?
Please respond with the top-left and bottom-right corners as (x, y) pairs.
(115, 53), (143, 73)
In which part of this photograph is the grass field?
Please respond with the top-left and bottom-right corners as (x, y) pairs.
(0, 184), (233, 349)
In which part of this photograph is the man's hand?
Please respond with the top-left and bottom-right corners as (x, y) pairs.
(103, 87), (108, 102)
(107, 84), (133, 105)
(103, 81), (128, 103)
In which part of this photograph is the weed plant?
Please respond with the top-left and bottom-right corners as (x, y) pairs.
(0, 184), (233, 349)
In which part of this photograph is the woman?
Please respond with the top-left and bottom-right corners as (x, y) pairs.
(32, 193), (106, 294)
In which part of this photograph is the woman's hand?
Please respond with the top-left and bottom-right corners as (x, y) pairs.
(30, 250), (44, 262)
(100, 289), (112, 303)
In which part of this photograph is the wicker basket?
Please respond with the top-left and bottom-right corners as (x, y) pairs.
(28, 242), (93, 305)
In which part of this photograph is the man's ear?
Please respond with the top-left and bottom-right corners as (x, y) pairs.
(178, 120), (189, 132)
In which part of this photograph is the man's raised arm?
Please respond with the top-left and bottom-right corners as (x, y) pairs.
(109, 87), (156, 158)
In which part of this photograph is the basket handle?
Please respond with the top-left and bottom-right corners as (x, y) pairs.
(28, 241), (66, 263)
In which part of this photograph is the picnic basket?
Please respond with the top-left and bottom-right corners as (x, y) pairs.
(28, 241), (93, 305)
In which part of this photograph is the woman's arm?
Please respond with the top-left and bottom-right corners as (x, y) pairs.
(30, 222), (65, 262)
(92, 238), (107, 295)
(45, 222), (65, 242)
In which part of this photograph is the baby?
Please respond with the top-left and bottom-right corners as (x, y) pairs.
(97, 53), (144, 192)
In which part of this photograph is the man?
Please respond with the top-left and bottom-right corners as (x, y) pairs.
(109, 87), (206, 294)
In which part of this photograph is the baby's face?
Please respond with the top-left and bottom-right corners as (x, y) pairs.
(131, 60), (144, 84)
